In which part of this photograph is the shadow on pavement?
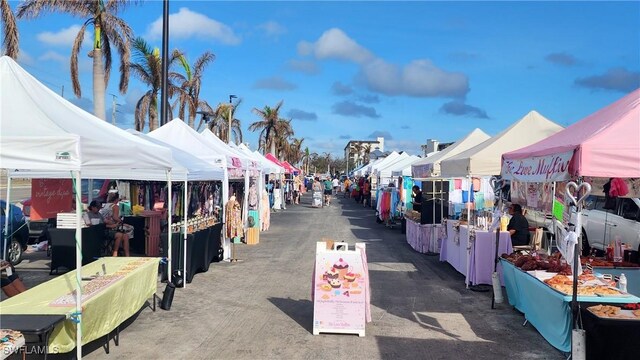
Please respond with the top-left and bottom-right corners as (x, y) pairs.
(267, 297), (314, 334)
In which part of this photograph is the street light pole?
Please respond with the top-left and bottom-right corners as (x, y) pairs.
(228, 95), (237, 144)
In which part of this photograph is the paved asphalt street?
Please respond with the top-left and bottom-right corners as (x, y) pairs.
(10, 191), (563, 359)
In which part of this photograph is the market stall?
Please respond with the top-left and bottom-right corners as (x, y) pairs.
(438, 111), (564, 285)
(0, 56), (175, 358)
(500, 89), (640, 356)
(0, 257), (159, 353)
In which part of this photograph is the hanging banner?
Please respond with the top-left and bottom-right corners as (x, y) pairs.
(501, 151), (573, 182)
(30, 178), (73, 220)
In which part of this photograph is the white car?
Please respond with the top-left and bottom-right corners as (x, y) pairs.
(581, 196), (640, 254)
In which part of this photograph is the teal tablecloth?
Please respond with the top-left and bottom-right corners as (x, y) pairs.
(500, 259), (640, 353)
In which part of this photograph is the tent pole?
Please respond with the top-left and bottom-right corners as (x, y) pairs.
(183, 180), (188, 288)
(167, 171), (172, 281)
(466, 174), (472, 289)
(74, 170), (83, 359)
(2, 176), (11, 261)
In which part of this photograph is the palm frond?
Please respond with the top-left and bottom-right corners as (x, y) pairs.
(70, 23), (89, 97)
(1, 0), (19, 59)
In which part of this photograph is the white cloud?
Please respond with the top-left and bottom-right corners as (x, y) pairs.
(146, 7), (241, 45)
(360, 59), (469, 97)
(37, 25), (84, 47)
(39, 50), (67, 63)
(300, 28), (470, 98)
(297, 28), (374, 63)
(257, 21), (287, 38)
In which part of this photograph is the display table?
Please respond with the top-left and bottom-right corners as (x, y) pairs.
(0, 329), (25, 360)
(439, 221), (469, 275)
(0, 257), (159, 354)
(0, 315), (66, 359)
(467, 230), (512, 286)
(440, 223), (511, 285)
(580, 304), (640, 360)
(593, 267), (640, 296)
(48, 225), (106, 274)
(405, 218), (445, 254)
(161, 223), (222, 284)
(500, 259), (640, 353)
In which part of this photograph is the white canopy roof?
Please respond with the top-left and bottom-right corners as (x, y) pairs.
(148, 119), (226, 168)
(371, 152), (405, 174)
(127, 130), (224, 181)
(0, 56), (173, 179)
(412, 128), (490, 179)
(200, 129), (257, 170)
(251, 149), (284, 174)
(440, 111), (564, 177)
(380, 155), (421, 178)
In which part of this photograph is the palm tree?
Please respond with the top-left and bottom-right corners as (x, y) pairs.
(300, 147), (310, 174)
(173, 51), (215, 128)
(287, 137), (305, 165)
(363, 144), (372, 165)
(250, 100), (283, 155)
(207, 99), (242, 144)
(351, 142), (362, 167)
(273, 118), (294, 160)
(17, 0), (135, 120)
(1, 0), (19, 59)
(129, 37), (181, 131)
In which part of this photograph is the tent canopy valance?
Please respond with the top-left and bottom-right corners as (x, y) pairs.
(440, 111), (564, 178)
(0, 56), (174, 178)
(502, 89), (640, 182)
(265, 153), (291, 174)
(200, 129), (259, 170)
(412, 128), (490, 179)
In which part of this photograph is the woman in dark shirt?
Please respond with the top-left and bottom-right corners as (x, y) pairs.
(412, 185), (422, 213)
(507, 204), (530, 246)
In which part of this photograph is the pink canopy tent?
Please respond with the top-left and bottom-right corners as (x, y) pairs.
(281, 161), (300, 175)
(265, 153), (291, 174)
(502, 89), (640, 182)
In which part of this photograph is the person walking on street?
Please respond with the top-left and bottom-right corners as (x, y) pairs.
(323, 178), (333, 206)
(363, 180), (371, 207)
(332, 177), (340, 195)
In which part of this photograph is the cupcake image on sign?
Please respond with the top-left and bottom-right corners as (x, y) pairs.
(334, 258), (349, 278)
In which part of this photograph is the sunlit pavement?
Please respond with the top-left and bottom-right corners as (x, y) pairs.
(12, 192), (563, 359)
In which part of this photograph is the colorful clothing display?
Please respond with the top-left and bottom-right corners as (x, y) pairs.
(225, 196), (243, 238)
(376, 188), (400, 221)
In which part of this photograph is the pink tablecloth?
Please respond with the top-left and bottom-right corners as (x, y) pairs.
(440, 223), (512, 286)
(440, 221), (469, 276)
(405, 219), (445, 254)
(467, 230), (512, 286)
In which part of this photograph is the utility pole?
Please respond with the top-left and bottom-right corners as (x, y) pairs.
(61, 85), (64, 97)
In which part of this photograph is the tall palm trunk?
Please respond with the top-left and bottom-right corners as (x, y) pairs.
(270, 139), (276, 156)
(149, 95), (159, 130)
(92, 23), (106, 120)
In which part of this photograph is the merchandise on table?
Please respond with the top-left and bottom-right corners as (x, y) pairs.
(588, 304), (640, 320)
(0, 329), (25, 359)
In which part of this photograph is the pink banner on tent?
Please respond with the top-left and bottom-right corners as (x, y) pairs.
(501, 151), (573, 182)
(502, 89), (640, 180)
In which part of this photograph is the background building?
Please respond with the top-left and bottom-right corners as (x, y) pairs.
(344, 137), (384, 173)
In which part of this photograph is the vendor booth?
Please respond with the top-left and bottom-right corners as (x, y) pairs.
(0, 56), (174, 357)
(500, 89), (640, 357)
(406, 129), (491, 255)
(438, 111), (564, 286)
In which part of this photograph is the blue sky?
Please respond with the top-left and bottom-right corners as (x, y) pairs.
(8, 0), (640, 156)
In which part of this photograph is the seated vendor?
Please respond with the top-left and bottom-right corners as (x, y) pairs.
(83, 200), (104, 226)
(1, 260), (26, 298)
(507, 204), (530, 246)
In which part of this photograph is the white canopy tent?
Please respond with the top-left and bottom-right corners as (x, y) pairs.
(148, 119), (232, 261)
(380, 155), (421, 179)
(371, 152), (405, 176)
(440, 111), (564, 178)
(0, 56), (174, 358)
(252, 150), (285, 174)
(411, 128), (490, 179)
